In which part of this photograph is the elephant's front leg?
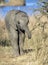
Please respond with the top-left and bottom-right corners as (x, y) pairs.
(19, 31), (25, 55)
(9, 27), (19, 56)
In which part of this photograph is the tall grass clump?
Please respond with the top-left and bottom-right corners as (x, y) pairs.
(0, 20), (10, 46)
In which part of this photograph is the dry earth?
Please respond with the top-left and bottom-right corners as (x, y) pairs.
(0, 14), (48, 65)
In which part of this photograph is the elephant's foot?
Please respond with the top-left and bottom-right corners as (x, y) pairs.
(12, 52), (19, 57)
(11, 49), (20, 57)
(20, 50), (24, 55)
(14, 51), (20, 57)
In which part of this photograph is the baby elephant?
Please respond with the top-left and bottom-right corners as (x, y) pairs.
(5, 10), (31, 56)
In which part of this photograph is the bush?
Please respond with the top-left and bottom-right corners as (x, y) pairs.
(0, 20), (10, 46)
(0, 39), (10, 46)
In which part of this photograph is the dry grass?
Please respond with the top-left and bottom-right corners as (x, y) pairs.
(0, 19), (9, 40)
(0, 14), (48, 65)
(0, 0), (25, 6)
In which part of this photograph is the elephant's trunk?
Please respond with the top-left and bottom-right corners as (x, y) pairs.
(24, 26), (31, 39)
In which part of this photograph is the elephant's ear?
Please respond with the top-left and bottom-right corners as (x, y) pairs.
(24, 15), (29, 25)
(22, 14), (28, 17)
(15, 10), (20, 15)
(18, 21), (20, 24)
(16, 21), (21, 29)
(27, 20), (29, 25)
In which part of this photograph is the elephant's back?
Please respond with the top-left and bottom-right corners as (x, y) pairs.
(5, 10), (29, 25)
(5, 10), (19, 31)
(5, 10), (20, 22)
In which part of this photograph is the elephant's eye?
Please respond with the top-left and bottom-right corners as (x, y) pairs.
(18, 21), (20, 24)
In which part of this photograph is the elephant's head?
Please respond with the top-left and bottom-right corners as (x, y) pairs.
(16, 11), (31, 39)
(16, 20), (31, 39)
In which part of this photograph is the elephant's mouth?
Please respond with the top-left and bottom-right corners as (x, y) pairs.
(20, 29), (25, 33)
(16, 24), (25, 33)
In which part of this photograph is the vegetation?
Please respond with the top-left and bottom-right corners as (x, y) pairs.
(0, 0), (5, 3)
(34, 0), (48, 15)
(0, 0), (25, 6)
(0, 13), (48, 65)
(0, 0), (48, 64)
(0, 20), (10, 46)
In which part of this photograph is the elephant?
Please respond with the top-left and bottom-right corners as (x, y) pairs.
(5, 10), (31, 56)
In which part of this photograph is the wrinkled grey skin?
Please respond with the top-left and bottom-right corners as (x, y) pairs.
(5, 10), (31, 56)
